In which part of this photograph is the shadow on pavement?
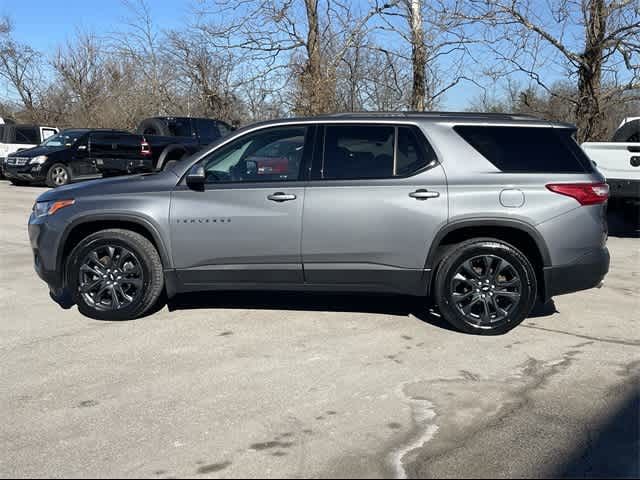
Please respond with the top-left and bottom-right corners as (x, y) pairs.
(607, 202), (640, 238)
(167, 291), (557, 333)
(556, 389), (640, 479)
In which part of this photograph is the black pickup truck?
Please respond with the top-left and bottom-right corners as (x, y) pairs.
(135, 117), (233, 170)
(4, 117), (233, 187)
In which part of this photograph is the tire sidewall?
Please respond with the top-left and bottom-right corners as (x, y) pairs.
(46, 163), (71, 188)
(68, 235), (154, 320)
(435, 241), (537, 335)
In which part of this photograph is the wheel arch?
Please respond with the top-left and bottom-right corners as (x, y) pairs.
(156, 144), (188, 170)
(425, 218), (551, 299)
(58, 214), (172, 286)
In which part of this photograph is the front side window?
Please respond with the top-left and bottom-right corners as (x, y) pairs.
(201, 126), (306, 184)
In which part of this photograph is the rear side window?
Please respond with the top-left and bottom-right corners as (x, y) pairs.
(323, 125), (394, 180)
(396, 127), (436, 176)
(14, 126), (39, 144)
(454, 126), (593, 173)
(168, 118), (193, 138)
(321, 125), (435, 180)
(195, 119), (220, 144)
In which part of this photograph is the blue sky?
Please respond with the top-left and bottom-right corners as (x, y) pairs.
(1, 0), (188, 51)
(0, 0), (581, 111)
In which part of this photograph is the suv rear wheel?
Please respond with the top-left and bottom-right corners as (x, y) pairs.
(433, 238), (537, 335)
(67, 229), (164, 320)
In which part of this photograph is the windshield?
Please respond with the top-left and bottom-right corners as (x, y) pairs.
(42, 131), (85, 148)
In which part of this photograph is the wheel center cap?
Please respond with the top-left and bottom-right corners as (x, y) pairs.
(482, 286), (491, 292)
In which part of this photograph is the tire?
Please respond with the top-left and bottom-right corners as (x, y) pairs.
(46, 163), (71, 187)
(67, 229), (164, 321)
(433, 238), (537, 335)
(612, 119), (640, 142)
(136, 118), (170, 136)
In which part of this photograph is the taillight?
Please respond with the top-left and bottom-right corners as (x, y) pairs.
(546, 182), (609, 205)
(141, 139), (151, 156)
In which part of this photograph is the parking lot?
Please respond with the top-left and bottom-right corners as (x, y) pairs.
(0, 180), (638, 478)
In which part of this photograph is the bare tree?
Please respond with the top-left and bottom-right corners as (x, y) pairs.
(0, 16), (46, 122)
(375, 0), (476, 111)
(466, 0), (640, 141)
(111, 0), (177, 115)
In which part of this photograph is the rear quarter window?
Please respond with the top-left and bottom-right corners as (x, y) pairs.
(454, 126), (593, 173)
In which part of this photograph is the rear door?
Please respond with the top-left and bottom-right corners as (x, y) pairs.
(301, 123), (448, 294)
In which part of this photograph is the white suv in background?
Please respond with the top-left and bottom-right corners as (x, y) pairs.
(0, 123), (59, 178)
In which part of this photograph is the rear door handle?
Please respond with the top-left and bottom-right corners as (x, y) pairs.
(627, 146), (640, 153)
(267, 192), (297, 202)
(409, 189), (440, 200)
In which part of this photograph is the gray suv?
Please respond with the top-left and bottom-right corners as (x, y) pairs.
(28, 112), (610, 334)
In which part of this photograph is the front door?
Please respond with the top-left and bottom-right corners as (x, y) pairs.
(301, 124), (448, 294)
(170, 125), (311, 289)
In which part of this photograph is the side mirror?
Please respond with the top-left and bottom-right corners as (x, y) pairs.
(186, 164), (206, 190)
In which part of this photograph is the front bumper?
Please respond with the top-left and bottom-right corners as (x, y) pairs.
(607, 178), (640, 199)
(4, 163), (46, 183)
(543, 247), (610, 300)
(29, 214), (71, 307)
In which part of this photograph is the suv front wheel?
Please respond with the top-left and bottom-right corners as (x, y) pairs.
(67, 229), (164, 320)
(434, 238), (537, 335)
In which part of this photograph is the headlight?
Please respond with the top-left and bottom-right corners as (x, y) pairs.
(33, 199), (75, 218)
(29, 155), (48, 165)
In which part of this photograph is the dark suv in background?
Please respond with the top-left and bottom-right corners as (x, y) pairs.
(28, 112), (610, 335)
(5, 117), (233, 187)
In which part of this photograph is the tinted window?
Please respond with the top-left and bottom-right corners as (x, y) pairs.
(454, 126), (593, 173)
(0, 126), (5, 142)
(323, 125), (394, 179)
(168, 118), (193, 137)
(217, 122), (232, 137)
(396, 127), (435, 176)
(90, 133), (140, 155)
(195, 119), (220, 144)
(14, 126), (39, 144)
(202, 126), (306, 183)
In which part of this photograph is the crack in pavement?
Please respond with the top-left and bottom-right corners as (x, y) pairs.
(389, 350), (585, 479)
(522, 325), (640, 347)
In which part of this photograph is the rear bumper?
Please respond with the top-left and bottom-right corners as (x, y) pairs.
(607, 178), (640, 199)
(95, 157), (153, 175)
(543, 247), (610, 300)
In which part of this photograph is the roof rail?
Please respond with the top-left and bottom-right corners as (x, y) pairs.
(327, 111), (541, 121)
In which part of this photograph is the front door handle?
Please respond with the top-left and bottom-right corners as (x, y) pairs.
(267, 192), (297, 202)
(409, 189), (440, 200)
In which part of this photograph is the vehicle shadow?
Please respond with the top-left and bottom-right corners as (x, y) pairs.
(165, 291), (557, 333)
(554, 388), (639, 478)
(607, 202), (640, 238)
